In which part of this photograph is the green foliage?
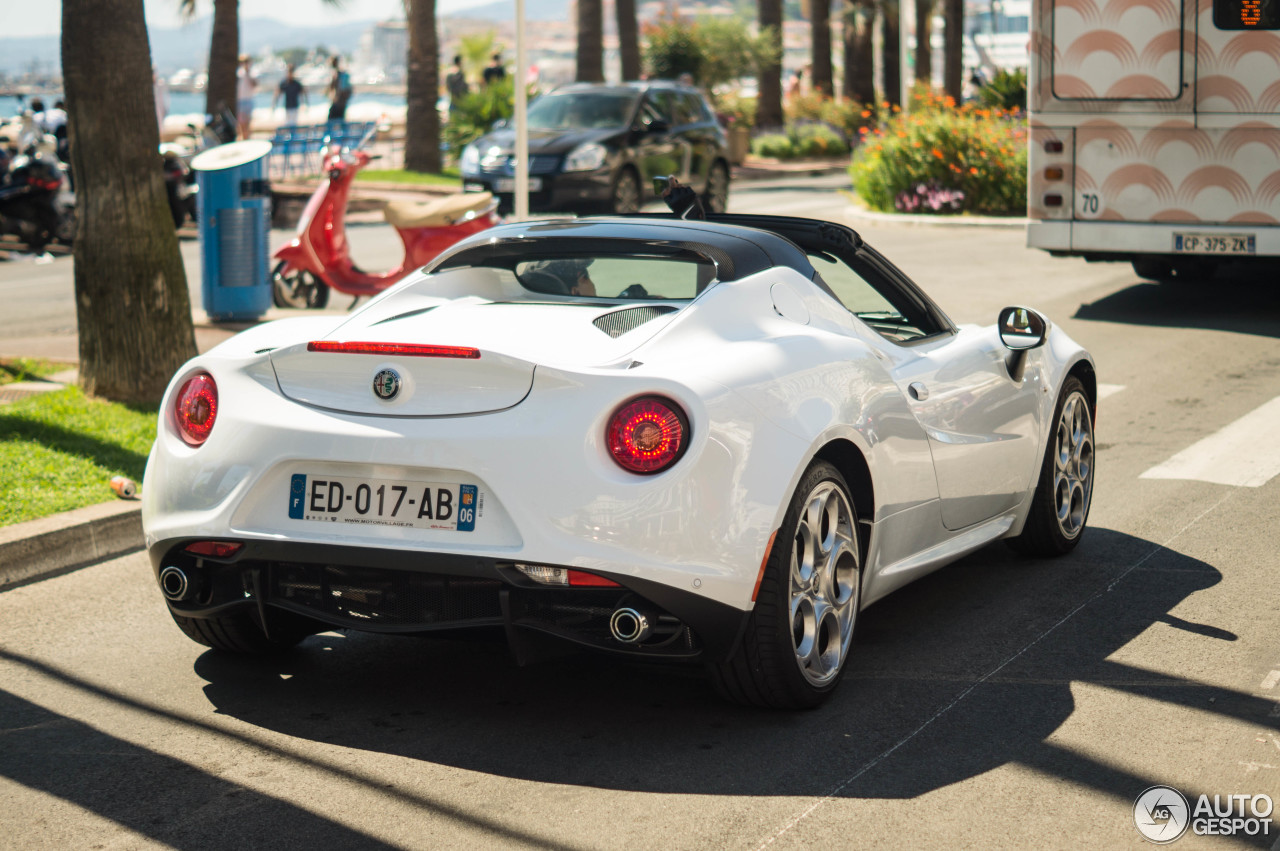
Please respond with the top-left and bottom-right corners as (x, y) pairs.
(785, 94), (879, 141)
(751, 124), (850, 159)
(715, 92), (756, 127)
(0, 387), (157, 526)
(459, 31), (502, 81)
(0, 358), (69, 386)
(849, 91), (1028, 215)
(441, 77), (517, 158)
(977, 68), (1028, 112)
(356, 168), (460, 186)
(643, 14), (778, 100)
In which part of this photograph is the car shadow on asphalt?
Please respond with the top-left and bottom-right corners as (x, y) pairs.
(1073, 270), (1280, 338)
(188, 528), (1275, 812)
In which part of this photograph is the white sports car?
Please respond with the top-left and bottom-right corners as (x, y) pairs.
(142, 214), (1096, 708)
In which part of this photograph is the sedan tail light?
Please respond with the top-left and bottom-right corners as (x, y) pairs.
(175, 372), (218, 446)
(607, 396), (689, 474)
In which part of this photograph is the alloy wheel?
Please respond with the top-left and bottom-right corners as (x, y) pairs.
(789, 481), (860, 686)
(1053, 390), (1094, 539)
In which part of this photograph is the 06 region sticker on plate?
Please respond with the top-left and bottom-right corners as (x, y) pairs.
(288, 474), (480, 531)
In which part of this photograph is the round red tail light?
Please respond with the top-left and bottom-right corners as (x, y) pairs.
(175, 372), (218, 446)
(607, 396), (688, 474)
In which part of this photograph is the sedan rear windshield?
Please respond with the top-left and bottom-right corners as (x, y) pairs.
(527, 92), (640, 130)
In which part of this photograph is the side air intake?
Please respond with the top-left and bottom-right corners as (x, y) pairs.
(593, 305), (678, 338)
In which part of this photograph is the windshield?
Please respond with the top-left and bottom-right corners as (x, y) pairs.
(526, 92), (639, 131)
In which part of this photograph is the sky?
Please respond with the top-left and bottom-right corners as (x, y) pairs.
(6, 0), (478, 38)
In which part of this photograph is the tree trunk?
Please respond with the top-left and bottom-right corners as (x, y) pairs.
(577, 0), (605, 82)
(616, 0), (641, 82)
(843, 0), (877, 104)
(881, 0), (901, 106)
(757, 0), (784, 127)
(204, 0), (239, 121)
(61, 0), (196, 404)
(915, 0), (933, 85)
(944, 0), (963, 100)
(811, 0), (833, 96)
(405, 0), (441, 173)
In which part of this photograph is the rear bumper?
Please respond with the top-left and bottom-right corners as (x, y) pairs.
(1028, 220), (1280, 259)
(149, 536), (750, 662)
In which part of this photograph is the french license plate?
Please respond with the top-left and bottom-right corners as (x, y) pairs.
(495, 177), (542, 192)
(1172, 232), (1255, 254)
(288, 474), (479, 532)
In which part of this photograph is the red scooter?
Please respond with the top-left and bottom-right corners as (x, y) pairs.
(272, 127), (499, 309)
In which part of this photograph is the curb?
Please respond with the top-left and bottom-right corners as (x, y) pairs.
(844, 205), (1028, 229)
(0, 500), (144, 591)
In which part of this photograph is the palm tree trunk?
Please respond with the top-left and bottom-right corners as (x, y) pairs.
(944, 0), (963, 100)
(757, 0), (784, 127)
(881, 0), (901, 106)
(204, 0), (239, 121)
(405, 0), (441, 173)
(811, 0), (833, 96)
(577, 0), (604, 83)
(616, 0), (641, 82)
(843, 0), (876, 103)
(915, 0), (933, 85)
(62, 0), (197, 403)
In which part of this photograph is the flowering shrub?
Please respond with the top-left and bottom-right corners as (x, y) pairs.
(849, 91), (1027, 215)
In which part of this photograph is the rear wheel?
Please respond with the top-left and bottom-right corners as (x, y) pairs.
(1007, 376), (1094, 556)
(702, 161), (730, 214)
(272, 261), (330, 309)
(710, 460), (861, 708)
(169, 609), (310, 655)
(610, 168), (641, 214)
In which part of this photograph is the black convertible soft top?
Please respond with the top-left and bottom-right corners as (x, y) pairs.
(427, 216), (824, 282)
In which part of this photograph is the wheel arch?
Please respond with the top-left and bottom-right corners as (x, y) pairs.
(1066, 357), (1097, 421)
(813, 438), (875, 562)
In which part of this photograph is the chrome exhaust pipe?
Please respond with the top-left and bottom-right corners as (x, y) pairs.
(609, 607), (652, 644)
(159, 566), (190, 601)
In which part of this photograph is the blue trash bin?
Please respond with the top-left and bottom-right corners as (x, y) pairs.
(191, 139), (274, 322)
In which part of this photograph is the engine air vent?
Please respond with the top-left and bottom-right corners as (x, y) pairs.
(593, 305), (677, 338)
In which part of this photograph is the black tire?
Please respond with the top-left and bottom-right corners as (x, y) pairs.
(709, 460), (862, 709)
(1007, 376), (1094, 557)
(169, 609), (309, 655)
(610, 167), (641, 215)
(1132, 258), (1172, 281)
(702, 161), (730, 214)
(272, 261), (331, 309)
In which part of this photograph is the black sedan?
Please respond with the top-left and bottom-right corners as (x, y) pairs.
(459, 81), (730, 215)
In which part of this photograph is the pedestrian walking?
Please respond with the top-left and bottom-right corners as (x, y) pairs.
(327, 56), (353, 122)
(446, 55), (469, 112)
(153, 70), (169, 136)
(273, 64), (308, 128)
(483, 52), (506, 86)
(236, 54), (256, 139)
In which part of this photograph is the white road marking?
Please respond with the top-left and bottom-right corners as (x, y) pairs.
(753, 489), (1238, 850)
(1263, 671), (1280, 691)
(1096, 383), (1125, 400)
(1141, 395), (1280, 488)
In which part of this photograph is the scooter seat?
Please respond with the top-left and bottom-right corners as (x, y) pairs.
(382, 192), (494, 229)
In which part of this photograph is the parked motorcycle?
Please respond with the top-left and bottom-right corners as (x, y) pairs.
(161, 108), (237, 229)
(0, 144), (74, 252)
(271, 125), (499, 309)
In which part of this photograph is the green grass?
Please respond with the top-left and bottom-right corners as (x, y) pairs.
(356, 168), (460, 187)
(0, 387), (157, 526)
(1, 358), (74, 386)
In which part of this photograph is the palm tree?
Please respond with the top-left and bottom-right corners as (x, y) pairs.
(63, 0), (197, 403)
(881, 0), (901, 106)
(757, 0), (784, 127)
(842, 0), (876, 103)
(811, 0), (833, 96)
(915, 0), (934, 86)
(577, 0), (605, 82)
(405, 0), (441, 172)
(616, 0), (641, 81)
(179, 0), (238, 121)
(944, 0), (963, 100)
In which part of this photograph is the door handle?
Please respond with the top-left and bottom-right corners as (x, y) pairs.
(908, 382), (929, 401)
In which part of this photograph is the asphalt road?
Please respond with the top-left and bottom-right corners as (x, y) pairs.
(2, 175), (1280, 848)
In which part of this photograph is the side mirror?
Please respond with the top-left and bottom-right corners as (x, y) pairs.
(646, 118), (670, 134)
(491, 118), (510, 131)
(998, 306), (1048, 351)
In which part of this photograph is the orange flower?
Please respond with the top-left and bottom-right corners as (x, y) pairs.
(944, 96), (956, 108)
(969, 167), (979, 174)
(861, 109), (872, 118)
(931, 147), (944, 158)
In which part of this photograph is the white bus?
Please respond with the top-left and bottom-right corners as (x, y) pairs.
(1025, 0), (1280, 278)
